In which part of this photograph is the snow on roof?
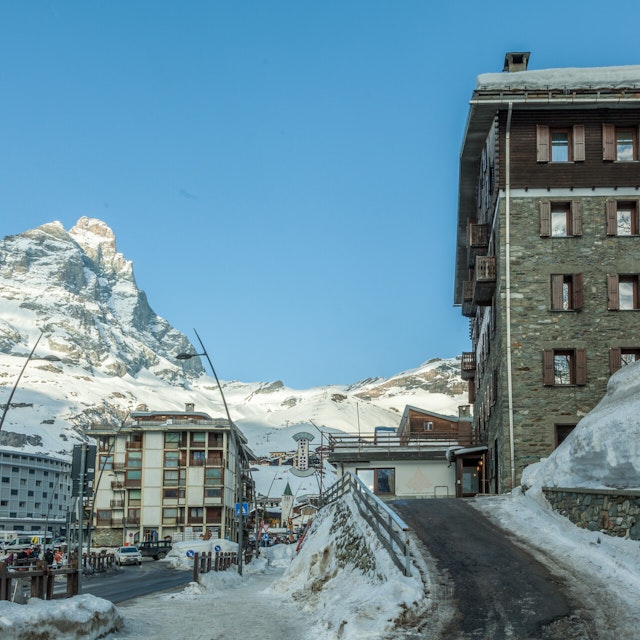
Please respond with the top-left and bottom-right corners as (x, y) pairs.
(476, 65), (640, 92)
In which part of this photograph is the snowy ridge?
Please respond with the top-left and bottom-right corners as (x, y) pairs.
(0, 218), (467, 460)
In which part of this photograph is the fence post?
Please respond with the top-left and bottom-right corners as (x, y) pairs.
(193, 552), (199, 582)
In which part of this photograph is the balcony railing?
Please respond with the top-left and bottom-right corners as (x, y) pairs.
(461, 352), (476, 380)
(110, 481), (124, 490)
(462, 281), (476, 318)
(473, 256), (496, 305)
(110, 499), (125, 509)
(126, 441), (142, 450)
(467, 222), (490, 267)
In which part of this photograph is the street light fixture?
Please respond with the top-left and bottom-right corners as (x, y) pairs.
(0, 331), (61, 432)
(177, 328), (248, 575)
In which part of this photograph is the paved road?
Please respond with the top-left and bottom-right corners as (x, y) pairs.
(392, 499), (593, 640)
(81, 560), (192, 603)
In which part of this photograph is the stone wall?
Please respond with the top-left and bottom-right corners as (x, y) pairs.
(543, 486), (640, 539)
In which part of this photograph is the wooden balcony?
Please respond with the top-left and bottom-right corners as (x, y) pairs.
(462, 281), (476, 318)
(110, 499), (124, 509)
(473, 256), (496, 305)
(110, 481), (124, 490)
(467, 222), (489, 267)
(126, 441), (142, 450)
(461, 352), (476, 380)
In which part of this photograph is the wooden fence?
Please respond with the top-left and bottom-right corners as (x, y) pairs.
(193, 550), (253, 581)
(0, 560), (79, 602)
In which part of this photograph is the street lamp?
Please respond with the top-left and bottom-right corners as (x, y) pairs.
(0, 331), (61, 431)
(177, 328), (247, 575)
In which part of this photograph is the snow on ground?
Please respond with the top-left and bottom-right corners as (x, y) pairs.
(4, 364), (640, 638)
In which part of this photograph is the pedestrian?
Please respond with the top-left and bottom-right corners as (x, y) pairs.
(44, 549), (54, 565)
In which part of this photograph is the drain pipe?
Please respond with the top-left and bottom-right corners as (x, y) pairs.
(505, 102), (516, 490)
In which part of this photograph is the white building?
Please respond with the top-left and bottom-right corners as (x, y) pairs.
(87, 404), (253, 546)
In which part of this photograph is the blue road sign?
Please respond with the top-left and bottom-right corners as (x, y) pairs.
(235, 502), (249, 516)
(214, 545), (221, 552)
(186, 550), (195, 558)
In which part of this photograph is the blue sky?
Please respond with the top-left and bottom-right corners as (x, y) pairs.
(1, 1), (639, 388)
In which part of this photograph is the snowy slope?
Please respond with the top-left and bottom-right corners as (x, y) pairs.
(0, 218), (468, 462)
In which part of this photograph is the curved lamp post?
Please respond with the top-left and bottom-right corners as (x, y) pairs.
(177, 329), (247, 575)
(0, 331), (61, 431)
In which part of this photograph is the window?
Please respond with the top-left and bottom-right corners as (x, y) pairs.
(162, 507), (179, 524)
(543, 349), (587, 386)
(126, 451), (142, 468)
(608, 274), (640, 310)
(551, 274), (583, 311)
(163, 469), (186, 487)
(423, 421), (434, 431)
(539, 201), (583, 237)
(163, 488), (185, 499)
(610, 347), (640, 373)
(205, 468), (222, 484)
(606, 200), (640, 236)
(356, 468), (396, 495)
(191, 432), (206, 445)
(164, 451), (180, 468)
(128, 489), (142, 506)
(99, 455), (113, 471)
(189, 507), (204, 521)
(537, 124), (585, 162)
(164, 432), (180, 449)
(603, 124), (638, 161)
(190, 450), (206, 466)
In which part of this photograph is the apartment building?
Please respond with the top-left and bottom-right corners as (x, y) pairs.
(0, 450), (71, 534)
(454, 53), (640, 493)
(88, 403), (253, 546)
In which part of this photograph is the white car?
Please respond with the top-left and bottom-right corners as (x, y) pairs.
(114, 545), (143, 566)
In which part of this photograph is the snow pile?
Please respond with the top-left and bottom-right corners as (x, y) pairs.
(269, 493), (426, 639)
(0, 594), (122, 640)
(166, 538), (238, 571)
(477, 65), (640, 91)
(522, 361), (640, 491)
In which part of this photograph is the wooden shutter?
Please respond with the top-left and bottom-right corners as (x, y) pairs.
(605, 200), (618, 235)
(576, 349), (587, 385)
(603, 124), (616, 161)
(536, 125), (550, 162)
(607, 274), (620, 310)
(550, 275), (564, 310)
(543, 349), (555, 385)
(571, 201), (583, 236)
(573, 125), (585, 161)
(540, 201), (551, 237)
(573, 273), (583, 310)
(610, 348), (622, 374)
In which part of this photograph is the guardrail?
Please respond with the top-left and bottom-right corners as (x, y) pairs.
(322, 472), (413, 577)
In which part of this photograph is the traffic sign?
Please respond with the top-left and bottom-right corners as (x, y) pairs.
(235, 502), (249, 516)
(186, 550), (195, 558)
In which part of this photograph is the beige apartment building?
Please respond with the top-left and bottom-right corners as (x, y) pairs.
(88, 403), (253, 546)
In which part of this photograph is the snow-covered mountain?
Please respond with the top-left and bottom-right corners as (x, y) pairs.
(0, 218), (467, 460)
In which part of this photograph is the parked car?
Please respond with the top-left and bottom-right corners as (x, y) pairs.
(138, 540), (172, 560)
(114, 546), (143, 566)
(4, 536), (38, 551)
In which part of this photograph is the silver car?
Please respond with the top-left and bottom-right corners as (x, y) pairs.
(114, 545), (143, 566)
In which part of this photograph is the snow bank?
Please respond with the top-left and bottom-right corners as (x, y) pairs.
(523, 361), (640, 491)
(166, 538), (238, 570)
(0, 594), (121, 640)
(269, 494), (426, 639)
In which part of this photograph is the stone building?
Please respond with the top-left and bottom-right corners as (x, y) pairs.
(454, 53), (640, 493)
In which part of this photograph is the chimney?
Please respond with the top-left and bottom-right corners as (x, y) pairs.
(185, 403), (195, 413)
(458, 405), (471, 418)
(503, 52), (530, 73)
